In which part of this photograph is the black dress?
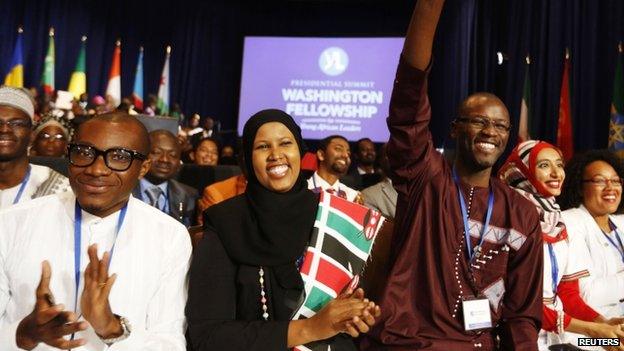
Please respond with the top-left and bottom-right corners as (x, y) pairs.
(186, 228), (358, 351)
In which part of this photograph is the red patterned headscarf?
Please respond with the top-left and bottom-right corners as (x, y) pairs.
(499, 140), (567, 243)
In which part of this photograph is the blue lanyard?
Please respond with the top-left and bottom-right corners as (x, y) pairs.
(453, 168), (494, 262)
(547, 243), (559, 297)
(601, 220), (624, 264)
(12, 165), (31, 204)
(73, 201), (128, 313)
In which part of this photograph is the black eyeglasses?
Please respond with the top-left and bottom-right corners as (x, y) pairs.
(68, 143), (147, 171)
(0, 119), (32, 130)
(456, 116), (511, 133)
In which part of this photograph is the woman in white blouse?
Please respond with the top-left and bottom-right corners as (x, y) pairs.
(559, 150), (624, 347)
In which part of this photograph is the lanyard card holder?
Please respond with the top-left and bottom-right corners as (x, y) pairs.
(462, 295), (492, 331)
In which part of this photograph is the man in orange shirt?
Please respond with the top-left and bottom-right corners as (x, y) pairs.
(196, 151), (247, 225)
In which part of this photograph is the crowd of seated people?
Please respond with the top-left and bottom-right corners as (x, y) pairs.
(3, 0), (624, 350)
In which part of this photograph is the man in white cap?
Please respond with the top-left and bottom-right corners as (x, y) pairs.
(0, 86), (70, 209)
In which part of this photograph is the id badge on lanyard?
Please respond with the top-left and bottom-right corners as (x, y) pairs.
(453, 168), (494, 331)
(462, 298), (493, 331)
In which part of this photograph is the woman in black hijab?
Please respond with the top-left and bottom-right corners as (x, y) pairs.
(186, 109), (380, 350)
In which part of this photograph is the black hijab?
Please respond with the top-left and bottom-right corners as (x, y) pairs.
(204, 109), (319, 266)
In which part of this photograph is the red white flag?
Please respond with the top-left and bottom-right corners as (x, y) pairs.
(557, 51), (574, 160)
(105, 40), (121, 107)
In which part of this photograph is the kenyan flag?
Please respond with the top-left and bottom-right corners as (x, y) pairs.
(293, 192), (384, 351)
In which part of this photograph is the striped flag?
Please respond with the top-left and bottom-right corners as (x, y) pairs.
(41, 28), (55, 95)
(293, 192), (384, 351)
(105, 40), (121, 107)
(556, 49), (574, 161)
(132, 47), (144, 110)
(4, 28), (24, 88)
(68, 36), (87, 99)
(157, 46), (171, 115)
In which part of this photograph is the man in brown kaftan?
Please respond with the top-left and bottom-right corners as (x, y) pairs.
(360, 1), (542, 350)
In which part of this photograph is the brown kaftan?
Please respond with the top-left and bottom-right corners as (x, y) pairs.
(360, 58), (543, 351)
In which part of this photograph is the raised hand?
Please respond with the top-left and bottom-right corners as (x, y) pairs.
(16, 261), (88, 350)
(80, 244), (123, 339)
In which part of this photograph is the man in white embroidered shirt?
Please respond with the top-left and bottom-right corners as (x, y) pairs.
(0, 86), (70, 209)
(307, 135), (362, 203)
(0, 112), (191, 350)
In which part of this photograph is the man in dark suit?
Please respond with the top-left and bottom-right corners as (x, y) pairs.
(133, 129), (198, 226)
(344, 138), (381, 190)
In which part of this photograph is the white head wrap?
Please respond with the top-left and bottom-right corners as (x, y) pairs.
(0, 86), (35, 120)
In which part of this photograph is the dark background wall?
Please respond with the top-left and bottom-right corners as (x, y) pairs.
(1, 0), (623, 152)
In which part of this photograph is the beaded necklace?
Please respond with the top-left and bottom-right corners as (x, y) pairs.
(259, 267), (269, 320)
(259, 253), (306, 321)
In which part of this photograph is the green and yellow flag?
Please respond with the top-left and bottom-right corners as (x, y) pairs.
(68, 36), (87, 99)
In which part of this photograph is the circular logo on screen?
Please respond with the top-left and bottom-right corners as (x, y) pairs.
(319, 47), (349, 76)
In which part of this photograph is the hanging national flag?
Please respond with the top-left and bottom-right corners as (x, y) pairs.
(4, 28), (24, 88)
(105, 40), (121, 107)
(157, 46), (171, 115)
(609, 43), (624, 153)
(518, 55), (532, 142)
(556, 49), (574, 161)
(68, 36), (87, 99)
(132, 47), (144, 110)
(41, 28), (55, 95)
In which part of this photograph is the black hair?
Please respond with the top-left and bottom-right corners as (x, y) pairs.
(194, 137), (220, 152)
(355, 138), (374, 153)
(317, 135), (349, 152)
(557, 149), (624, 213)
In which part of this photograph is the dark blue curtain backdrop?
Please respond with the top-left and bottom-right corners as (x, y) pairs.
(0, 0), (623, 151)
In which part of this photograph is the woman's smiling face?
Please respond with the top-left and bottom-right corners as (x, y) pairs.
(582, 160), (622, 218)
(251, 122), (301, 193)
(534, 147), (565, 197)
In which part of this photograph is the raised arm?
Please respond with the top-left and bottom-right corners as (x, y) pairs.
(386, 0), (445, 192)
(403, 0), (445, 70)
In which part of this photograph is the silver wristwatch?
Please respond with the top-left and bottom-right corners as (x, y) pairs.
(101, 315), (132, 345)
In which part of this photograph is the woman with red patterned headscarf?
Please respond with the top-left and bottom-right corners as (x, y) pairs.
(500, 140), (624, 350)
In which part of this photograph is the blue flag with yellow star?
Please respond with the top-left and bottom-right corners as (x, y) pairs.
(609, 48), (624, 152)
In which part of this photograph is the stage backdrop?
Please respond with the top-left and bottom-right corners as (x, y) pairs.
(238, 37), (402, 142)
(1, 0), (624, 152)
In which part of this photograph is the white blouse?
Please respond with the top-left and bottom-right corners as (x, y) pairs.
(538, 233), (591, 349)
(562, 206), (624, 318)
